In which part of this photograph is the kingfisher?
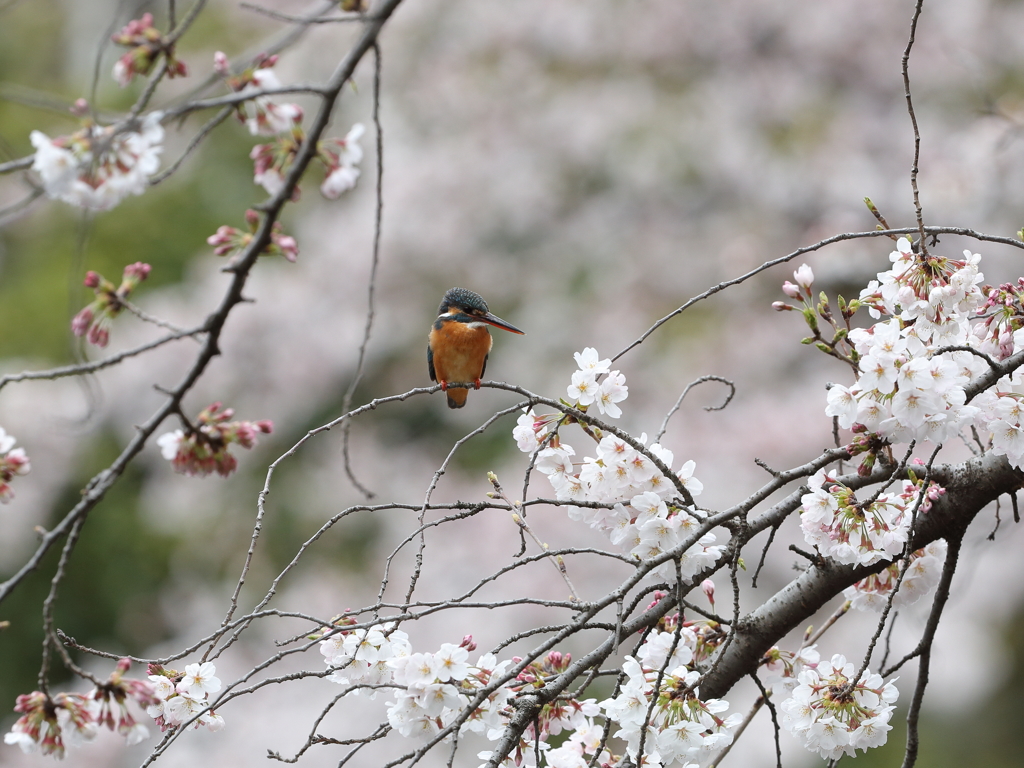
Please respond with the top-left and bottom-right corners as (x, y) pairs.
(428, 287), (525, 408)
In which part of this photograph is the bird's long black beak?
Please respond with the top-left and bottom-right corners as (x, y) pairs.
(480, 312), (525, 335)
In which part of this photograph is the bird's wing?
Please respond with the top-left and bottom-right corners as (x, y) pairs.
(427, 342), (436, 382)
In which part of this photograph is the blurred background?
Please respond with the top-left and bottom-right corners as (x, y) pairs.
(2, 0), (1024, 765)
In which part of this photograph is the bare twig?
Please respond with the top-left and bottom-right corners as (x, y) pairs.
(341, 40), (384, 499)
(902, 0), (929, 253)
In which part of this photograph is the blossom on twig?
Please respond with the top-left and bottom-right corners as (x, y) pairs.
(146, 662), (224, 732)
(206, 209), (299, 264)
(215, 52), (304, 136)
(157, 402), (272, 477)
(31, 111), (164, 210)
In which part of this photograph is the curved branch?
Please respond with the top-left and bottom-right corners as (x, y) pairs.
(613, 225), (1024, 363)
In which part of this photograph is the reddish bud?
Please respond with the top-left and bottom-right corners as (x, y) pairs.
(84, 271), (101, 288)
(71, 307), (93, 337)
(123, 262), (151, 281)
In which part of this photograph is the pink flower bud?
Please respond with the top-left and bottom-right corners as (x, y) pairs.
(782, 281), (802, 299)
(88, 324), (109, 347)
(71, 307), (93, 337)
(701, 578), (715, 608)
(70, 98), (89, 116)
(275, 235), (298, 262)
(772, 301), (793, 311)
(207, 225), (238, 249)
(214, 51), (230, 76)
(84, 271), (101, 288)
(123, 262), (151, 281)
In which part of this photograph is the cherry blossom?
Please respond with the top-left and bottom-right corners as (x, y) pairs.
(779, 654), (898, 760)
(319, 123), (365, 199)
(31, 112), (164, 210)
(843, 539), (947, 611)
(146, 662), (224, 732)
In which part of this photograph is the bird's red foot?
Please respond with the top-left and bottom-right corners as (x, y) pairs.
(473, 378), (482, 390)
(440, 380), (449, 391)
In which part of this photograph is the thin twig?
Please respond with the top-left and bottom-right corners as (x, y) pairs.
(902, 0), (929, 253)
(654, 374), (735, 443)
(0, 326), (205, 393)
(240, 2), (366, 23)
(490, 474), (580, 602)
(341, 40), (384, 499)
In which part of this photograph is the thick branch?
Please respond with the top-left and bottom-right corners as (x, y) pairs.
(699, 450), (1022, 699)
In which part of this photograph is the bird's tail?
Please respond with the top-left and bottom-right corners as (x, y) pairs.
(446, 388), (468, 408)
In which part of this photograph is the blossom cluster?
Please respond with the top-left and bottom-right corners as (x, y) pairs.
(499, 651), (607, 768)
(319, 619), (412, 695)
(312, 600), (902, 768)
(157, 402), (273, 477)
(207, 209), (299, 264)
(111, 13), (188, 87)
(319, 623), (513, 741)
(843, 539), (947, 612)
(601, 626), (741, 767)
(71, 262), (151, 347)
(513, 349), (719, 583)
(779, 653), (899, 761)
(799, 467), (939, 566)
(0, 427), (30, 502)
(783, 241), (1024, 473)
(214, 51), (365, 200)
(565, 348), (628, 417)
(318, 618), (736, 768)
(819, 238), (989, 446)
(4, 659), (161, 758)
(216, 52), (303, 137)
(5, 692), (98, 759)
(30, 111), (164, 210)
(317, 123), (366, 199)
(387, 642), (514, 742)
(146, 662), (225, 732)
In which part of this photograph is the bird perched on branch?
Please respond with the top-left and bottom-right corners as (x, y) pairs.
(428, 287), (525, 408)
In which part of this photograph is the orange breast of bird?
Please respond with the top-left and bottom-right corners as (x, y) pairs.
(429, 321), (493, 408)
